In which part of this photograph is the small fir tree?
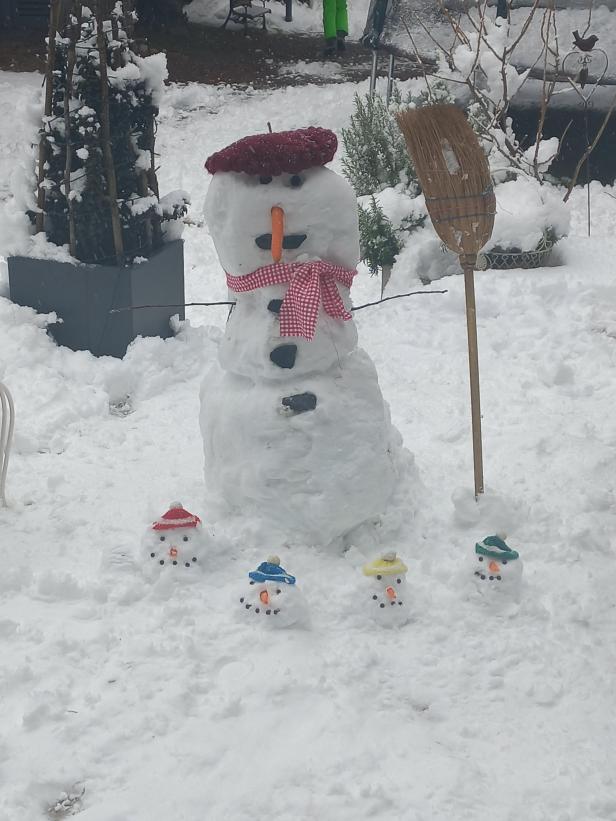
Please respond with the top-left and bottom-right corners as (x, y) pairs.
(358, 197), (402, 275)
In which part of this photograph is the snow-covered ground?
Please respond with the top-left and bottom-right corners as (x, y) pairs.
(2, 69), (616, 821)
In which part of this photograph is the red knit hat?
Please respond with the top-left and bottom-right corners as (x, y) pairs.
(205, 127), (337, 177)
(152, 502), (201, 531)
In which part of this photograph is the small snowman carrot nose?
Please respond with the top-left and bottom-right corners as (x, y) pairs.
(488, 560), (500, 573)
(271, 206), (284, 263)
(385, 586), (397, 600)
(260, 590), (270, 605)
(169, 547), (178, 558)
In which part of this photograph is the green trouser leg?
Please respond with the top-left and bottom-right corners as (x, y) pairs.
(323, 0), (348, 40)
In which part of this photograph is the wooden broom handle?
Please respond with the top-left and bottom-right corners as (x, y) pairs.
(461, 254), (484, 498)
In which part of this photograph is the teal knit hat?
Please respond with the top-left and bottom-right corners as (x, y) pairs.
(475, 533), (519, 561)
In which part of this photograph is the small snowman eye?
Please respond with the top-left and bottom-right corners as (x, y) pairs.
(276, 589), (282, 595)
(182, 536), (189, 542)
(159, 536), (166, 542)
(503, 560), (508, 565)
(396, 578), (401, 584)
(289, 174), (303, 188)
(478, 556), (483, 562)
(259, 175), (273, 185)
(376, 574), (382, 580)
(249, 580), (255, 585)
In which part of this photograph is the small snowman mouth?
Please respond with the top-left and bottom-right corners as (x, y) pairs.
(239, 597), (281, 616)
(255, 233), (307, 251)
(372, 595), (404, 608)
(474, 571), (502, 581)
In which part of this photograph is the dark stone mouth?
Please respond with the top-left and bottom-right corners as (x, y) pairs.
(255, 233), (307, 250)
(474, 572), (502, 581)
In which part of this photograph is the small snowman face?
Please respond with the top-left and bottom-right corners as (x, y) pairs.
(240, 579), (304, 628)
(146, 526), (204, 571)
(369, 573), (408, 612)
(473, 553), (522, 591)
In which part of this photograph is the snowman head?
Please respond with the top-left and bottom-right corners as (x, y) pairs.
(145, 502), (205, 571)
(240, 555), (304, 627)
(362, 551), (409, 613)
(204, 127), (359, 276)
(473, 534), (522, 590)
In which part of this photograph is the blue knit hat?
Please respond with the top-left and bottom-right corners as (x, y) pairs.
(249, 555), (296, 585)
(475, 533), (519, 561)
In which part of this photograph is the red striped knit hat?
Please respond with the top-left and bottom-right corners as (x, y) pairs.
(152, 502), (201, 531)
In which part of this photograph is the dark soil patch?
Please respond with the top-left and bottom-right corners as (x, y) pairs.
(0, 19), (421, 88)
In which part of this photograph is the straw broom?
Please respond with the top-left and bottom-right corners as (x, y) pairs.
(396, 104), (495, 498)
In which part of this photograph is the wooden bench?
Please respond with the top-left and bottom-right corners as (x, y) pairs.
(222, 0), (271, 33)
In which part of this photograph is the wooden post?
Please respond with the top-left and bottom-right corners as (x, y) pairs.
(64, 3), (80, 257)
(95, 1), (124, 266)
(461, 255), (484, 498)
(36, 0), (62, 234)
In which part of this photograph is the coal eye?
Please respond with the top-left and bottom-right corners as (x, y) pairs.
(503, 560), (508, 565)
(290, 174), (303, 188)
(259, 175), (272, 185)
(376, 575), (382, 580)
(249, 580), (255, 585)
(182, 536), (189, 542)
(276, 589), (281, 594)
(396, 578), (401, 584)
(159, 536), (165, 542)
(478, 556), (483, 562)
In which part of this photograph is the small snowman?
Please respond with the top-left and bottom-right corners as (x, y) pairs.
(144, 502), (206, 576)
(362, 551), (410, 627)
(239, 555), (307, 628)
(472, 533), (522, 596)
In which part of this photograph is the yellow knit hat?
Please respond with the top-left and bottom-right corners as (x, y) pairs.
(362, 551), (408, 577)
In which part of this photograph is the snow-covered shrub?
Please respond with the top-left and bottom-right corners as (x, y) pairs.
(37, 2), (188, 265)
(358, 197), (402, 276)
(341, 90), (419, 197)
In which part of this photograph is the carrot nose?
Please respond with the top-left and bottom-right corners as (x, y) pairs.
(260, 590), (269, 605)
(271, 206), (284, 263)
(386, 586), (397, 600)
(488, 561), (500, 574)
(169, 547), (178, 558)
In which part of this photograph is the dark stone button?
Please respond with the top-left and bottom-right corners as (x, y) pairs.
(268, 299), (283, 315)
(281, 392), (317, 413)
(270, 344), (297, 369)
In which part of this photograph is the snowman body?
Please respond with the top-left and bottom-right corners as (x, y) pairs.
(239, 558), (307, 628)
(202, 150), (397, 546)
(363, 553), (410, 628)
(143, 503), (207, 579)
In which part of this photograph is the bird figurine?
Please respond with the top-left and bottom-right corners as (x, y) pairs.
(572, 30), (599, 52)
(574, 66), (589, 89)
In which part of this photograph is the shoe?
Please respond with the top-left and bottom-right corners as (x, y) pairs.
(323, 37), (337, 59)
(337, 30), (346, 52)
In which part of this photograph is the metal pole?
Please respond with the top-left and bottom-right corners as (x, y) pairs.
(369, 50), (378, 96)
(386, 53), (395, 104)
(285, 0), (292, 22)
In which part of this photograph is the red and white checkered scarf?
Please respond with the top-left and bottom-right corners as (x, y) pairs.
(226, 261), (356, 340)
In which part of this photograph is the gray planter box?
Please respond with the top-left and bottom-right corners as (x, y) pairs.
(8, 239), (185, 358)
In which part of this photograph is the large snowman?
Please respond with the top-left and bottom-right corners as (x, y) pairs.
(201, 127), (398, 546)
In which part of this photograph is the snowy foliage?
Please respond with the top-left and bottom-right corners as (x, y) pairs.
(341, 90), (418, 197)
(37, 2), (187, 265)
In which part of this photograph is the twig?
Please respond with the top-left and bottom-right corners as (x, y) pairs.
(352, 290), (448, 311)
(563, 93), (616, 201)
(109, 291), (449, 315)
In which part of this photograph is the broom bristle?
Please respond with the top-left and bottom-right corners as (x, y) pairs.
(396, 104), (495, 259)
